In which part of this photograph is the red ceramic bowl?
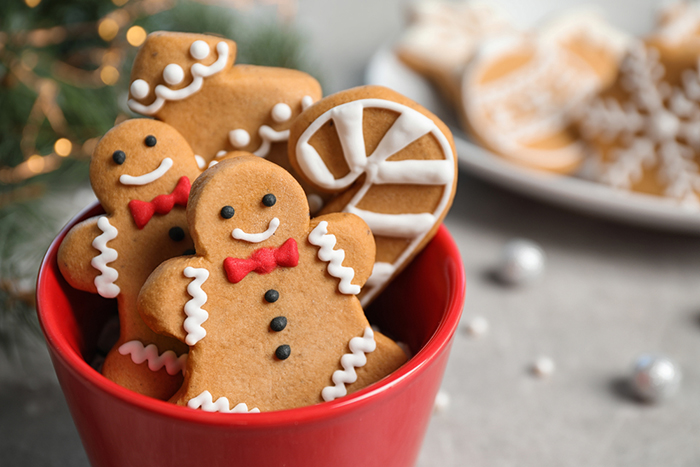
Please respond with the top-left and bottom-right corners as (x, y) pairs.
(37, 202), (465, 467)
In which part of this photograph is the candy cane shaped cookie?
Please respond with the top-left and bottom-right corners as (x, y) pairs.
(288, 86), (458, 305)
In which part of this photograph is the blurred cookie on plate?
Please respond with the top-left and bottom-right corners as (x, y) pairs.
(461, 10), (629, 174)
(396, 0), (512, 104)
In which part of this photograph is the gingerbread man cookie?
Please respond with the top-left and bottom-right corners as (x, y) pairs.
(461, 11), (628, 173)
(138, 155), (407, 412)
(58, 119), (202, 399)
(127, 31), (323, 209)
(287, 85), (457, 306)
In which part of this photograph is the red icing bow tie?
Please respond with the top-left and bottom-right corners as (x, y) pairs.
(224, 238), (299, 283)
(128, 176), (191, 229)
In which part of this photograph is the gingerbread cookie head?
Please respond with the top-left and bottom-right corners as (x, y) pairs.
(90, 118), (201, 219)
(188, 153), (310, 259)
(128, 32), (236, 117)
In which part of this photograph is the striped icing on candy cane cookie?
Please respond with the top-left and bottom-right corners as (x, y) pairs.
(289, 85), (457, 306)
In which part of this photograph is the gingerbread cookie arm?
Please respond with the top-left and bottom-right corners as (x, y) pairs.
(308, 213), (375, 291)
(138, 255), (209, 345)
(58, 216), (108, 295)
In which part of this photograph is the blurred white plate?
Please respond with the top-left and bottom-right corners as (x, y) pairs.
(365, 46), (700, 234)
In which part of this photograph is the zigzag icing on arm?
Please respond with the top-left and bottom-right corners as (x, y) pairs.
(308, 221), (360, 295)
(183, 266), (210, 346)
(90, 216), (120, 298)
(118, 340), (187, 375)
(187, 390), (260, 413)
(321, 327), (376, 402)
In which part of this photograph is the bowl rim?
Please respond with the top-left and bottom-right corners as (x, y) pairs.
(37, 201), (465, 427)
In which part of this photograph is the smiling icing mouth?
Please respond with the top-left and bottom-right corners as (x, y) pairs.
(120, 157), (173, 186)
(232, 217), (280, 243)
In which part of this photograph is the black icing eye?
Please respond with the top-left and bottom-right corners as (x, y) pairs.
(183, 248), (196, 256)
(262, 193), (276, 207)
(220, 206), (235, 219)
(112, 150), (126, 165)
(169, 226), (185, 242)
(145, 135), (157, 147)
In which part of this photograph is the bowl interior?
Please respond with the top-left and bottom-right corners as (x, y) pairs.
(37, 202), (465, 421)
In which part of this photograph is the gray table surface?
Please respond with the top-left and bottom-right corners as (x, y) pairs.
(2, 1), (700, 465)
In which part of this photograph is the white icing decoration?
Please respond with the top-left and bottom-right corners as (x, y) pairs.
(208, 160), (218, 168)
(321, 327), (376, 402)
(229, 129), (251, 148)
(345, 206), (436, 238)
(119, 157), (173, 186)
(189, 40), (210, 60)
(130, 79), (150, 100)
(91, 216), (120, 298)
(308, 221), (360, 295)
(301, 95), (314, 110)
(215, 150), (227, 158)
(653, 2), (700, 47)
(271, 103), (292, 123)
(183, 267), (210, 346)
(295, 98), (455, 305)
(252, 126), (290, 158)
(579, 43), (700, 208)
(188, 390), (260, 413)
(163, 63), (184, 85)
(128, 41), (229, 115)
(232, 217), (280, 243)
(118, 340), (187, 375)
(194, 155), (206, 169)
(365, 262), (395, 288)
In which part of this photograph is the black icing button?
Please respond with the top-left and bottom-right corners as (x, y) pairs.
(145, 135), (157, 147)
(264, 289), (279, 303)
(220, 205), (235, 219)
(275, 344), (291, 360)
(183, 248), (196, 256)
(112, 150), (126, 165)
(169, 226), (185, 242)
(270, 316), (287, 332)
(262, 193), (276, 207)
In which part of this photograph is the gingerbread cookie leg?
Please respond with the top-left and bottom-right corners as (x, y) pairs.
(289, 85), (458, 306)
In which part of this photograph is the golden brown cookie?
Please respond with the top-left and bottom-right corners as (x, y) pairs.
(461, 12), (629, 173)
(577, 41), (700, 207)
(138, 155), (407, 412)
(58, 119), (202, 400)
(127, 31), (324, 210)
(287, 85), (457, 306)
(396, 0), (512, 104)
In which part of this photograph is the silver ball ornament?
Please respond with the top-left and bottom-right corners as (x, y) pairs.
(497, 239), (545, 285)
(631, 355), (681, 402)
